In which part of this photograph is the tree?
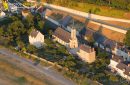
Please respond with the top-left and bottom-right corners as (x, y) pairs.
(0, 27), (3, 36)
(25, 14), (34, 28)
(109, 75), (118, 82)
(127, 4), (130, 11)
(124, 30), (130, 47)
(38, 20), (44, 31)
(27, 44), (37, 54)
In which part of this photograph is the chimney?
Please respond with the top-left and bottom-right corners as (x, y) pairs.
(128, 52), (130, 56)
(112, 55), (114, 58)
(92, 48), (95, 51)
(123, 69), (125, 72)
(118, 59), (121, 63)
(128, 64), (130, 67)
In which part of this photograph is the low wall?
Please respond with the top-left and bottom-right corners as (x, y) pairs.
(24, 52), (62, 69)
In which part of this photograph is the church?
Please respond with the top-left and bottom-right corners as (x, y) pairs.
(52, 27), (78, 48)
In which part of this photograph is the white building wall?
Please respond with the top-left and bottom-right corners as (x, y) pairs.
(109, 60), (118, 70)
(116, 68), (125, 78)
(112, 48), (130, 61)
(77, 50), (95, 63)
(52, 35), (69, 47)
(29, 32), (44, 48)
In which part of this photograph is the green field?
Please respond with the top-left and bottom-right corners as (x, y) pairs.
(51, 2), (130, 19)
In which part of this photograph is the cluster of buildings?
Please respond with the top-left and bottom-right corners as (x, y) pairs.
(109, 55), (130, 80)
(29, 26), (96, 63)
(18, 2), (130, 80)
(42, 6), (130, 80)
(52, 27), (96, 63)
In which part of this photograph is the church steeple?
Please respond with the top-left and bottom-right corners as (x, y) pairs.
(69, 19), (78, 48)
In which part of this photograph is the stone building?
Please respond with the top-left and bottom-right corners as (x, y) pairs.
(77, 44), (96, 63)
(53, 27), (78, 48)
(69, 28), (78, 48)
(52, 27), (71, 47)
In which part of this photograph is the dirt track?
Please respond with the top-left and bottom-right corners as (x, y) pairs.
(0, 48), (76, 85)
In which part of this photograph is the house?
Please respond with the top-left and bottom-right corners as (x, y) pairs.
(116, 63), (130, 80)
(109, 55), (124, 71)
(116, 63), (127, 78)
(109, 55), (130, 80)
(29, 29), (44, 48)
(103, 39), (116, 52)
(112, 43), (130, 61)
(77, 44), (96, 63)
(52, 27), (71, 47)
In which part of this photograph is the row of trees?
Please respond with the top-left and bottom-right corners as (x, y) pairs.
(45, 0), (130, 11)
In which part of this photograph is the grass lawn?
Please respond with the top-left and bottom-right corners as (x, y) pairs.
(51, 2), (130, 19)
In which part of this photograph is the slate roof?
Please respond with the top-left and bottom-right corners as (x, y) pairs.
(103, 39), (116, 49)
(85, 28), (94, 36)
(116, 63), (126, 70)
(53, 27), (71, 43)
(93, 33), (106, 44)
(124, 66), (130, 76)
(79, 44), (93, 53)
(61, 15), (72, 27)
(116, 62), (130, 76)
(30, 29), (39, 38)
(112, 55), (124, 62)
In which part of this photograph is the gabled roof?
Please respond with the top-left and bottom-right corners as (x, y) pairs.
(116, 63), (126, 70)
(30, 29), (39, 38)
(53, 27), (71, 43)
(85, 28), (94, 36)
(124, 66), (130, 76)
(112, 55), (124, 62)
(61, 15), (72, 27)
(103, 39), (116, 48)
(79, 44), (94, 53)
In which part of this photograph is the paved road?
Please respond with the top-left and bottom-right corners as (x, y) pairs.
(0, 48), (76, 85)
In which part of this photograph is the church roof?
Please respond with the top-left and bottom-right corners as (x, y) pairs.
(53, 27), (71, 43)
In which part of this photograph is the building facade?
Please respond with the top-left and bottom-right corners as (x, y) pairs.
(109, 55), (130, 80)
(77, 44), (96, 63)
(69, 28), (78, 48)
(52, 27), (71, 47)
(29, 29), (44, 48)
(112, 44), (130, 61)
